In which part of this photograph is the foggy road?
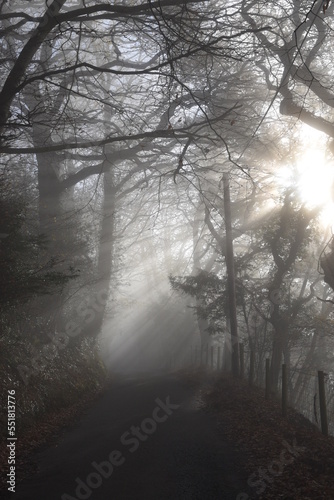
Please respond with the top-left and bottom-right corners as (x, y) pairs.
(12, 373), (250, 500)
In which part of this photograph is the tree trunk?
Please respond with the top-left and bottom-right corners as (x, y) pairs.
(80, 168), (115, 340)
(223, 172), (239, 377)
(23, 85), (65, 328)
(192, 199), (211, 350)
(270, 326), (285, 393)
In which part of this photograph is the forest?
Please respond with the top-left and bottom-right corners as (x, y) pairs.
(1, 1), (334, 490)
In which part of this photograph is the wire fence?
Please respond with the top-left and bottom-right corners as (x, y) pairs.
(179, 343), (334, 437)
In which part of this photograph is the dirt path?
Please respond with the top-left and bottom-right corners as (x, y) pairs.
(11, 373), (250, 500)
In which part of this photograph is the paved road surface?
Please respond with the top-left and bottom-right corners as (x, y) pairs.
(12, 373), (250, 500)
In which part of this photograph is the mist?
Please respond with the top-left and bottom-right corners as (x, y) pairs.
(2, 0), (334, 498)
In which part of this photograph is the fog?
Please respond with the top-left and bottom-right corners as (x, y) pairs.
(100, 252), (198, 374)
(2, 1), (334, 497)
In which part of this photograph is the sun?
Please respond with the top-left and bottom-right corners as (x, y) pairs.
(295, 148), (334, 226)
(275, 128), (334, 228)
(296, 149), (332, 204)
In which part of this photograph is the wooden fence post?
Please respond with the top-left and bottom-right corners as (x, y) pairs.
(239, 343), (244, 379)
(217, 346), (221, 371)
(249, 349), (254, 386)
(282, 363), (288, 417)
(265, 358), (270, 400)
(205, 343), (209, 367)
(318, 371), (329, 436)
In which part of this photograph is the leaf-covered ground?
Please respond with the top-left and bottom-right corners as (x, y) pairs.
(1, 370), (334, 499)
(0, 384), (105, 493)
(197, 371), (334, 500)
